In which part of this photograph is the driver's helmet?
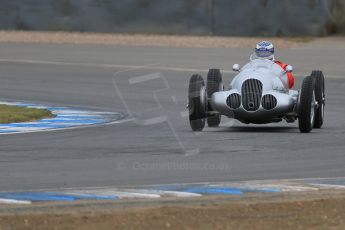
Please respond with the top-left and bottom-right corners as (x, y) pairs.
(255, 41), (274, 60)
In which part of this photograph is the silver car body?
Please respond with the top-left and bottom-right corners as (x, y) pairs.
(211, 58), (299, 124)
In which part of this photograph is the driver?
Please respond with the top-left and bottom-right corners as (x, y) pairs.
(254, 41), (295, 89)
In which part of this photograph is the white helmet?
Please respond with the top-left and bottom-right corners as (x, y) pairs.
(255, 41), (274, 60)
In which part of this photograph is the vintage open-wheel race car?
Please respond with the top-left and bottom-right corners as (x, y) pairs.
(187, 58), (325, 133)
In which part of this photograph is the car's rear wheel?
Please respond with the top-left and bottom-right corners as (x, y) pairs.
(188, 74), (207, 131)
(298, 76), (316, 133)
(311, 70), (325, 128)
(206, 69), (223, 127)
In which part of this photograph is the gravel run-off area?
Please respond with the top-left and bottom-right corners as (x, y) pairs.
(0, 31), (311, 48)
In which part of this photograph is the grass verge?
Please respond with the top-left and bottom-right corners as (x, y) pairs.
(0, 104), (53, 123)
(0, 190), (345, 230)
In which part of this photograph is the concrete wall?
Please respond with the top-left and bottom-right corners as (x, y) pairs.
(0, 0), (343, 36)
(328, 0), (345, 33)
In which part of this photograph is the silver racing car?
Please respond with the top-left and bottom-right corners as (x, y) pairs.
(187, 57), (325, 133)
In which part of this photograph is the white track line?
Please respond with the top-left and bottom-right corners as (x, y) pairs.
(67, 190), (160, 199)
(0, 58), (214, 73)
(0, 199), (32, 204)
(0, 118), (133, 136)
(3, 177), (345, 204)
(309, 184), (345, 189)
(53, 189), (201, 199)
(0, 58), (343, 79)
(118, 189), (201, 198)
(20, 177), (345, 193)
(0, 101), (131, 135)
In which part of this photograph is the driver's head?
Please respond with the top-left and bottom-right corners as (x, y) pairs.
(255, 41), (274, 60)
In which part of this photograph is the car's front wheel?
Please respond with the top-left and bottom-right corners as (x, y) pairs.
(298, 76), (316, 133)
(188, 74), (207, 131)
(311, 70), (325, 128)
(206, 69), (223, 127)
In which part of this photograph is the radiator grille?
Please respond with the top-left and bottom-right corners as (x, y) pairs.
(262, 94), (277, 110)
(241, 79), (263, 111)
(226, 93), (241, 109)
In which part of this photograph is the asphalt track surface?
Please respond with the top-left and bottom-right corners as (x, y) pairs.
(0, 39), (345, 191)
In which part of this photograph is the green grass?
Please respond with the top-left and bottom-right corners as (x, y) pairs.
(0, 104), (54, 124)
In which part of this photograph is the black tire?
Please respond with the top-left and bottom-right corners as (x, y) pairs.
(188, 74), (206, 131)
(311, 70), (325, 128)
(298, 76), (316, 133)
(206, 69), (223, 127)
